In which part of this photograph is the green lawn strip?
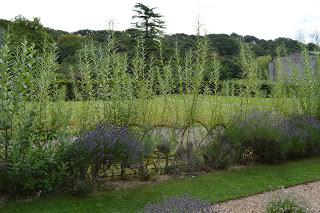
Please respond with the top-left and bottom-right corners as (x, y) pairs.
(2, 157), (320, 213)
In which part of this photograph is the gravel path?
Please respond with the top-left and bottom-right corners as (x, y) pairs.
(211, 181), (320, 213)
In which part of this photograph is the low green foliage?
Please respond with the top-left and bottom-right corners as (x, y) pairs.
(202, 136), (233, 169)
(226, 112), (320, 164)
(267, 198), (306, 213)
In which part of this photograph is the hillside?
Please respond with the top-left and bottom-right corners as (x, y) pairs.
(0, 17), (317, 80)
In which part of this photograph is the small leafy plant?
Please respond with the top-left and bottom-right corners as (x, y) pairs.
(267, 197), (307, 213)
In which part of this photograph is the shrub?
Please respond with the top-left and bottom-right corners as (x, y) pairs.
(226, 112), (320, 164)
(157, 141), (171, 167)
(1, 144), (69, 196)
(280, 115), (320, 159)
(238, 146), (255, 166)
(164, 164), (182, 176)
(70, 179), (93, 197)
(143, 195), (215, 213)
(227, 112), (283, 164)
(66, 124), (145, 183)
(175, 142), (203, 173)
(202, 136), (234, 169)
(266, 197), (306, 213)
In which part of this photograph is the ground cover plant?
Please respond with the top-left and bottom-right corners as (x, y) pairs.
(267, 197), (307, 213)
(1, 16), (320, 212)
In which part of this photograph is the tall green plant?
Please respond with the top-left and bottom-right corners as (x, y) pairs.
(239, 40), (260, 98)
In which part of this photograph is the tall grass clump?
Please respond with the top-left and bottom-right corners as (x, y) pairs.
(296, 45), (320, 117)
(239, 40), (260, 98)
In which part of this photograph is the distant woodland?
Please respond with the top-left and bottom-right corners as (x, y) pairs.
(1, 7), (318, 81)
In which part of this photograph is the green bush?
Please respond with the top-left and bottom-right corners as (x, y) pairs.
(226, 112), (283, 164)
(175, 142), (203, 173)
(2, 144), (69, 196)
(202, 137), (234, 169)
(267, 198), (306, 213)
(70, 179), (93, 197)
(0, 36), (71, 196)
(226, 112), (320, 164)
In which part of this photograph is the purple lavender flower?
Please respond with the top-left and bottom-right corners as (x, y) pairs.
(70, 124), (145, 179)
(143, 196), (216, 213)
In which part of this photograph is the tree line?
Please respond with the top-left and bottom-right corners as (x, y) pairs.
(0, 3), (318, 81)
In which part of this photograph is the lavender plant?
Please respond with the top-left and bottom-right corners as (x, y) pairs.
(67, 124), (145, 181)
(225, 111), (320, 164)
(143, 196), (215, 213)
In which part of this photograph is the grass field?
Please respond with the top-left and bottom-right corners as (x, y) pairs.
(62, 94), (300, 132)
(2, 157), (320, 213)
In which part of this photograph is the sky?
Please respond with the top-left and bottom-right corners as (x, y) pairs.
(1, 0), (320, 41)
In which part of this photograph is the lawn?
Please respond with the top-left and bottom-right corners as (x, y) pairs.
(2, 157), (320, 213)
(63, 94), (300, 131)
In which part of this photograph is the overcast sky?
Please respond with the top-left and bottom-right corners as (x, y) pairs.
(1, 0), (320, 41)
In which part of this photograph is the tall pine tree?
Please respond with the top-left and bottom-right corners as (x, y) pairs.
(132, 3), (166, 53)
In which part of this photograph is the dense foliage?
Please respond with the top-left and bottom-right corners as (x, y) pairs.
(1, 15), (315, 81)
(226, 113), (320, 164)
(0, 35), (69, 195)
(1, 6), (320, 201)
(65, 124), (145, 183)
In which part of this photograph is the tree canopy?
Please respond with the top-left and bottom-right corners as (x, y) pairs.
(132, 3), (166, 53)
(8, 15), (53, 50)
(132, 3), (165, 39)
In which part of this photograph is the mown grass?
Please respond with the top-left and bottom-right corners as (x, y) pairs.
(2, 157), (320, 213)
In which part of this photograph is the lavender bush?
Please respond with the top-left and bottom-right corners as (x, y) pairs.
(143, 196), (216, 213)
(281, 115), (320, 158)
(225, 111), (320, 164)
(66, 124), (145, 182)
